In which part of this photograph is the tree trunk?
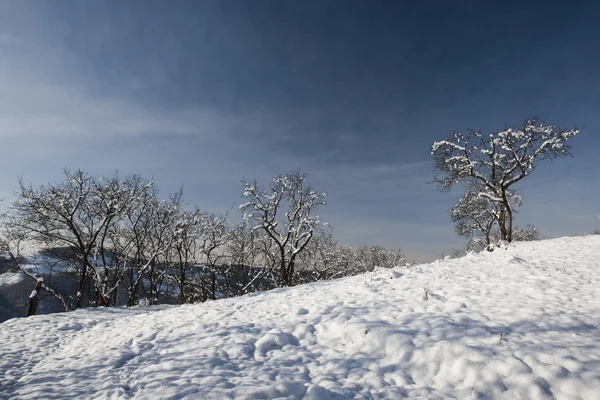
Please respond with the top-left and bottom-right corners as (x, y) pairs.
(96, 289), (104, 307)
(211, 270), (217, 300)
(500, 188), (513, 242)
(179, 263), (186, 304)
(506, 204), (514, 242)
(242, 264), (248, 294)
(76, 260), (87, 309)
(129, 265), (135, 305)
(149, 262), (155, 305)
(485, 220), (493, 245)
(287, 258), (296, 286)
(280, 256), (288, 287)
(127, 268), (139, 307)
(27, 295), (38, 317)
(498, 206), (508, 242)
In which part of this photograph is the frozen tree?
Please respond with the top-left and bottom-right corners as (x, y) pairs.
(228, 222), (258, 268)
(351, 245), (407, 273)
(432, 117), (578, 242)
(451, 184), (497, 249)
(90, 174), (158, 306)
(451, 182), (522, 249)
(1, 222), (70, 311)
(7, 169), (191, 308)
(122, 188), (183, 306)
(240, 170), (327, 286)
(197, 211), (233, 300)
(9, 169), (140, 308)
(296, 233), (351, 282)
(168, 208), (203, 304)
(168, 210), (234, 303)
(225, 222), (266, 296)
(248, 233), (281, 291)
(512, 224), (541, 242)
(297, 235), (407, 282)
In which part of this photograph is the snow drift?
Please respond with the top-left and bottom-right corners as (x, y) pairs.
(1, 236), (600, 399)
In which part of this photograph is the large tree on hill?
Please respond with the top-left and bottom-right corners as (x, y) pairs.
(432, 117), (578, 242)
(240, 170), (327, 286)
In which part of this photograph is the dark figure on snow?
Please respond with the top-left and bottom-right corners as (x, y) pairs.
(27, 277), (45, 317)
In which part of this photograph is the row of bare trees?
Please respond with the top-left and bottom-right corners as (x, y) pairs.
(1, 116), (574, 313)
(1, 169), (407, 312)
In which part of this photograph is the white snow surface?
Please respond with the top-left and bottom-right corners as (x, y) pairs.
(1, 236), (600, 399)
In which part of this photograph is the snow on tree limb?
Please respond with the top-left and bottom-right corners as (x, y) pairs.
(240, 170), (327, 286)
(432, 117), (578, 242)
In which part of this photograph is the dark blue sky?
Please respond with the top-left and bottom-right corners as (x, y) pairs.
(0, 1), (599, 260)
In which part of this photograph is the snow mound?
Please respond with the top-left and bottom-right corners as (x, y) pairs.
(1, 235), (600, 399)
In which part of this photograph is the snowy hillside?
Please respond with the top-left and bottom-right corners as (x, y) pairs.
(1, 236), (600, 399)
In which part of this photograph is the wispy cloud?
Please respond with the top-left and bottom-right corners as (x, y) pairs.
(0, 1), (598, 262)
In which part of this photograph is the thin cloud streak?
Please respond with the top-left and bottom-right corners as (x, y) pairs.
(0, 2), (598, 261)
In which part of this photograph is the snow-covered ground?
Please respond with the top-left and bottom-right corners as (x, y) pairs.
(1, 236), (599, 399)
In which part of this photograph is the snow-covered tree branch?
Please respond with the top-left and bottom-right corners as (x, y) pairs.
(240, 170), (327, 286)
(432, 118), (578, 242)
(450, 181), (522, 248)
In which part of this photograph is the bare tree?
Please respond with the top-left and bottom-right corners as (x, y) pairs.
(512, 224), (541, 242)
(240, 170), (327, 286)
(432, 117), (578, 242)
(9, 169), (136, 308)
(351, 245), (407, 273)
(1, 224), (70, 311)
(7, 170), (164, 308)
(298, 236), (408, 282)
(123, 189), (183, 306)
(241, 233), (281, 292)
(297, 233), (350, 282)
(450, 182), (522, 249)
(88, 174), (159, 306)
(168, 208), (203, 304)
(197, 211), (233, 300)
(226, 222), (262, 296)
